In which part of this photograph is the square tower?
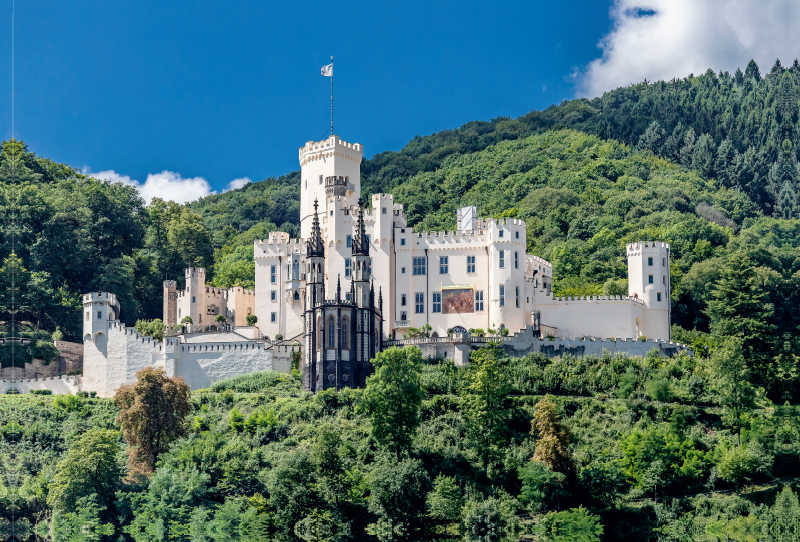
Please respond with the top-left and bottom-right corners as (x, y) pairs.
(299, 136), (363, 239)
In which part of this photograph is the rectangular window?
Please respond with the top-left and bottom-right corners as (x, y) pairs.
(515, 252), (519, 269)
(516, 286), (520, 308)
(648, 257), (653, 266)
(413, 257), (426, 275)
(432, 292), (441, 313)
(499, 250), (505, 268)
(499, 230), (504, 238)
(439, 256), (448, 274)
(663, 276), (666, 284)
(401, 238), (406, 246)
(415, 293), (424, 314)
(475, 291), (484, 311)
(319, 175), (323, 184)
(467, 255), (476, 273)
(97, 311), (102, 319)
(500, 285), (505, 307)
(648, 275), (654, 284)
(345, 292), (351, 301)
(401, 294), (406, 306)
(345, 259), (351, 277)
(657, 292), (662, 302)
(401, 267), (406, 274)
(346, 235), (352, 248)
(271, 265), (276, 283)
(192, 296), (196, 303)
(401, 311), (407, 321)
(516, 231), (519, 239)
(271, 290), (277, 301)
(270, 312), (277, 323)
(382, 207), (387, 214)
(663, 258), (666, 266)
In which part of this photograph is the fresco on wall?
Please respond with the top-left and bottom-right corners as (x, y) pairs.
(442, 288), (474, 314)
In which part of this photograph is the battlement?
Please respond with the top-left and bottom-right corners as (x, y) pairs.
(163, 280), (177, 289)
(82, 292), (117, 306)
(185, 267), (206, 278)
(299, 135), (363, 166)
(255, 234), (305, 257)
(539, 292), (646, 305)
(626, 241), (670, 255)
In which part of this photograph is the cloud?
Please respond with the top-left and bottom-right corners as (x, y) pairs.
(578, 0), (800, 97)
(224, 177), (252, 192)
(89, 169), (215, 205)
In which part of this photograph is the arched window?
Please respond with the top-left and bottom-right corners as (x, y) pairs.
(341, 317), (348, 349)
(328, 317), (336, 348)
(294, 291), (300, 300)
(317, 317), (323, 350)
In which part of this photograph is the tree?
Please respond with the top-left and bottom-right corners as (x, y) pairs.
(114, 367), (191, 474)
(461, 495), (519, 542)
(531, 396), (574, 477)
(47, 428), (124, 512)
(745, 59), (761, 81)
(367, 457), (431, 542)
(426, 475), (463, 533)
(464, 342), (511, 476)
(761, 486), (800, 541)
(718, 445), (756, 492)
(361, 346), (426, 459)
(311, 424), (350, 508)
(518, 461), (567, 511)
(42, 495), (115, 542)
(215, 313), (227, 329)
(705, 251), (775, 386)
(134, 318), (164, 341)
(246, 314), (258, 326)
(536, 507), (603, 542)
(711, 338), (757, 446)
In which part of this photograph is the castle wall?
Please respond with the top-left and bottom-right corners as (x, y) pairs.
(536, 295), (645, 340)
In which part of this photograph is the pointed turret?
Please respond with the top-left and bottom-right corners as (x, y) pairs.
(352, 198), (369, 256)
(307, 199), (325, 258)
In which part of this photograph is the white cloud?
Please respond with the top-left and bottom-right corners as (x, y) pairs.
(89, 169), (215, 205)
(224, 177), (252, 192)
(578, 0), (800, 97)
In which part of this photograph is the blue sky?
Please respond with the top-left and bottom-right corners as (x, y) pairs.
(2, 0), (798, 202)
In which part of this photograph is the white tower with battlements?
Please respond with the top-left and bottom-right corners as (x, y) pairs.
(299, 136), (363, 239)
(627, 241), (671, 340)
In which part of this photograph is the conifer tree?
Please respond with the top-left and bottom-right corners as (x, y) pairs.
(531, 396), (574, 477)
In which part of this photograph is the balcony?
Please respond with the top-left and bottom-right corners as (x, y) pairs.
(395, 320), (411, 328)
(325, 176), (349, 197)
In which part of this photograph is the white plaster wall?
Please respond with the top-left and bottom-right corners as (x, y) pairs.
(3, 376), (81, 394)
(536, 296), (644, 339)
(170, 343), (276, 390)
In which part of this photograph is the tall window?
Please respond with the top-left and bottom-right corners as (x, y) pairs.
(401, 238), (406, 246)
(657, 293), (662, 302)
(415, 293), (424, 314)
(648, 275), (654, 284)
(319, 175), (323, 184)
(515, 252), (519, 269)
(401, 311), (407, 321)
(516, 231), (519, 239)
(648, 257), (653, 266)
(439, 256), (448, 274)
(401, 294), (406, 306)
(328, 317), (336, 348)
(292, 260), (300, 280)
(413, 257), (426, 275)
(345, 259), (351, 277)
(500, 285), (505, 307)
(271, 312), (277, 323)
(467, 255), (476, 273)
(271, 290), (277, 301)
(271, 265), (277, 283)
(662, 258), (666, 266)
(499, 250), (505, 268)
(516, 286), (520, 308)
(346, 235), (352, 247)
(432, 292), (441, 313)
(499, 230), (504, 238)
(341, 318), (349, 349)
(475, 291), (484, 311)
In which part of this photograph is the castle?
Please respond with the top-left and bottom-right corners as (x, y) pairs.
(60, 130), (688, 399)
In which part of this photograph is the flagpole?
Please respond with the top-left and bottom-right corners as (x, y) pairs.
(330, 56), (333, 137)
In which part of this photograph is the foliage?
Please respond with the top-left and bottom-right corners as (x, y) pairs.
(114, 367), (191, 474)
(536, 507), (603, 542)
(134, 318), (164, 341)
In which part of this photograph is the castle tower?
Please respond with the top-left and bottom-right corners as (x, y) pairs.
(185, 267), (206, 326)
(352, 198), (371, 309)
(627, 240), (671, 340)
(82, 292), (119, 340)
(163, 280), (177, 329)
(299, 136), (363, 238)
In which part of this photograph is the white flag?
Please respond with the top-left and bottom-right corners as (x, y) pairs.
(321, 63), (333, 77)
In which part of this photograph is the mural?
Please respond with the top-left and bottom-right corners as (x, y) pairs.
(442, 288), (474, 314)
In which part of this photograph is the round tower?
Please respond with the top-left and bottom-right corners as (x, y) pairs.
(299, 135), (363, 239)
(626, 240), (671, 340)
(82, 292), (119, 340)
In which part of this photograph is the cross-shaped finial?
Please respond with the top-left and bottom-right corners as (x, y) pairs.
(313, 199), (319, 212)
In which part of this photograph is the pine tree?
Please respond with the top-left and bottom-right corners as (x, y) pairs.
(714, 138), (738, 188)
(745, 59), (761, 82)
(531, 396), (574, 477)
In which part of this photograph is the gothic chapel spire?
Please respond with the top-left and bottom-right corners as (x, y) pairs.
(352, 198), (369, 256)
(307, 199), (325, 258)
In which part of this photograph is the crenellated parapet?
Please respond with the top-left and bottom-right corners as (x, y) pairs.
(299, 135), (363, 167)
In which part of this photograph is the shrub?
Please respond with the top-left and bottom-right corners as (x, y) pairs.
(30, 389), (53, 395)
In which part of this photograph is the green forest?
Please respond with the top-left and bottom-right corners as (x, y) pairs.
(1, 58), (800, 539)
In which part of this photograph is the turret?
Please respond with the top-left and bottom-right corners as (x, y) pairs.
(352, 198), (371, 308)
(627, 240), (671, 340)
(163, 280), (177, 328)
(83, 292), (119, 340)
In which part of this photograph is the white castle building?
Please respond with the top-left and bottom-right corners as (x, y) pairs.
(67, 130), (688, 398)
